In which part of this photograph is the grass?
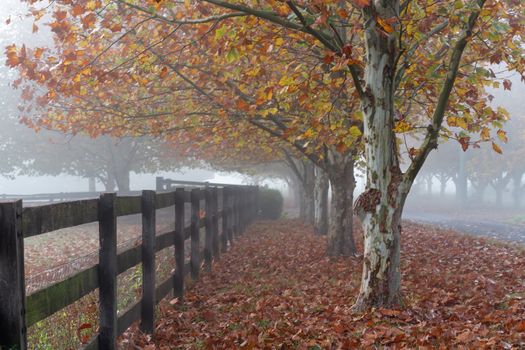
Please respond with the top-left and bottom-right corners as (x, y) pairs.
(505, 214), (525, 225)
(25, 209), (204, 349)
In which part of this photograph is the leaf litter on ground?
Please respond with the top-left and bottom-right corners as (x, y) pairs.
(121, 219), (525, 349)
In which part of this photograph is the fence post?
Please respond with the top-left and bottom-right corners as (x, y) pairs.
(240, 188), (247, 233)
(226, 187), (235, 245)
(155, 177), (164, 191)
(220, 188), (228, 252)
(253, 187), (259, 222)
(233, 188), (240, 238)
(190, 188), (201, 280)
(211, 187), (220, 259)
(140, 190), (156, 334)
(98, 193), (117, 349)
(232, 188), (237, 241)
(174, 188), (185, 300)
(0, 200), (27, 350)
(248, 187), (253, 224)
(255, 186), (260, 221)
(204, 187), (213, 270)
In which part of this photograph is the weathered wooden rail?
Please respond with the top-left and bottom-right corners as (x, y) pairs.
(0, 191), (114, 203)
(0, 181), (258, 350)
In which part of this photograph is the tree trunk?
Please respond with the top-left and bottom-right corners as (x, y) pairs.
(88, 177), (96, 192)
(426, 176), (433, 195)
(473, 183), (487, 204)
(114, 168), (131, 193)
(101, 172), (116, 192)
(298, 184), (307, 220)
(491, 174), (510, 207)
(353, 2), (403, 310)
(495, 186), (503, 207)
(439, 178), (447, 197)
(326, 159), (357, 256)
(512, 172), (523, 208)
(456, 150), (468, 207)
(314, 166), (329, 235)
(303, 161), (315, 225)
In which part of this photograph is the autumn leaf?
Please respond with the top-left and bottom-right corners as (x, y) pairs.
(353, 0), (370, 8)
(5, 44), (20, 67)
(515, 320), (525, 332)
(81, 13), (97, 29)
(480, 127), (490, 140)
(323, 53), (335, 64)
(393, 120), (412, 133)
(342, 44), (353, 57)
(459, 137), (470, 151)
(503, 79), (512, 91)
(447, 116), (458, 127)
(54, 10), (67, 21)
(497, 129), (508, 143)
(34, 48), (44, 59)
(76, 323), (92, 344)
(376, 17), (395, 34)
(159, 66), (169, 79)
(491, 142), (502, 154)
(337, 8), (348, 18)
(72, 4), (86, 17)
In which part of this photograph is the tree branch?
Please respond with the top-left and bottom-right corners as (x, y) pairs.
(116, 0), (248, 24)
(404, 0), (486, 186)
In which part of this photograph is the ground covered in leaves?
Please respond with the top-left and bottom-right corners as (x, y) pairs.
(123, 219), (525, 349)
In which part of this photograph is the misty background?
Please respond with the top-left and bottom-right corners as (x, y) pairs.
(1, 0), (524, 217)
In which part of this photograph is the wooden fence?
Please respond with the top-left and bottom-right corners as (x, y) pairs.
(0, 181), (258, 350)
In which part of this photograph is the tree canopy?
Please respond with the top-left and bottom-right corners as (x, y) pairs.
(6, 0), (524, 310)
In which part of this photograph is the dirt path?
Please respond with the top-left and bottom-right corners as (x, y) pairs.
(122, 219), (525, 349)
(404, 211), (525, 245)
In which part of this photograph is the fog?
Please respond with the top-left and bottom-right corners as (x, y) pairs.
(0, 0), (523, 221)
(0, 0), (266, 195)
(400, 72), (525, 243)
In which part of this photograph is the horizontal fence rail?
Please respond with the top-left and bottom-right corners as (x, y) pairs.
(0, 180), (259, 350)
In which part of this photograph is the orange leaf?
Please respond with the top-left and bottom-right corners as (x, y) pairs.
(377, 17), (395, 33)
(337, 8), (348, 18)
(515, 320), (525, 332)
(72, 4), (85, 17)
(159, 66), (169, 79)
(497, 129), (508, 143)
(34, 47), (44, 59)
(353, 0), (370, 8)
(492, 142), (502, 154)
(81, 13), (96, 29)
(54, 10), (67, 21)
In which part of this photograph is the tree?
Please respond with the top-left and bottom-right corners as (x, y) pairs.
(9, 0), (524, 310)
(9, 0), (362, 256)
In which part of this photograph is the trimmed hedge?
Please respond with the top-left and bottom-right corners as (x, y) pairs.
(258, 188), (283, 220)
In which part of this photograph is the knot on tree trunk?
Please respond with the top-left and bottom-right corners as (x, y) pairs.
(388, 166), (403, 206)
(354, 188), (381, 220)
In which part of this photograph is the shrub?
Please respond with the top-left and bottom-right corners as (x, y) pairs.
(258, 188), (283, 220)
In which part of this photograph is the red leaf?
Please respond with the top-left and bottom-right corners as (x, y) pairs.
(353, 0), (370, 8)
(77, 323), (92, 344)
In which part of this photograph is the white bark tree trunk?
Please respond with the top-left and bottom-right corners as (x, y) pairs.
(353, 0), (405, 310)
(351, 0), (485, 311)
